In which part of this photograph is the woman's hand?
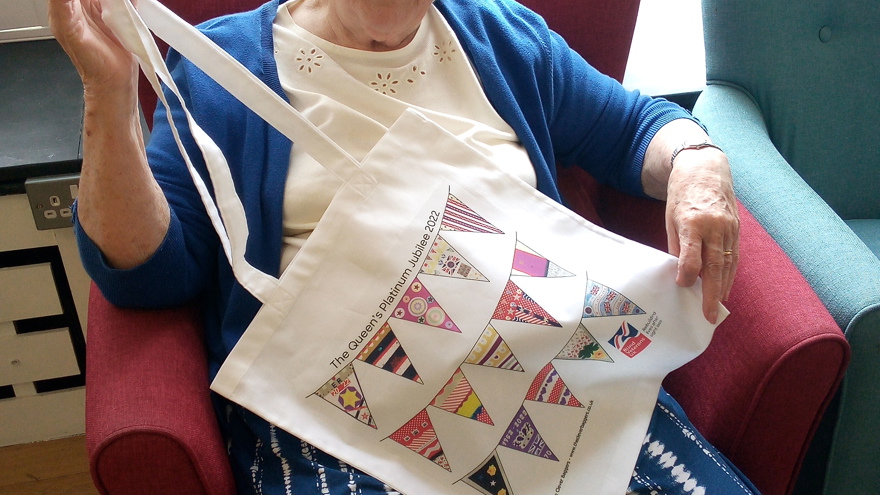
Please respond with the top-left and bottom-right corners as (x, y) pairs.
(642, 119), (740, 324)
(48, 0), (138, 98)
(665, 144), (739, 324)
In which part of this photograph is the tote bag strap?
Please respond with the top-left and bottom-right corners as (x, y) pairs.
(102, 0), (368, 303)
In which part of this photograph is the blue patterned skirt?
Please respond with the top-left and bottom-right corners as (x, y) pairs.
(217, 388), (760, 494)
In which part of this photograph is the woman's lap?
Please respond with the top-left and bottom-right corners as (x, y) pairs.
(219, 389), (759, 495)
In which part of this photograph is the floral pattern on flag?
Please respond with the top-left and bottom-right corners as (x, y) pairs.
(556, 323), (614, 363)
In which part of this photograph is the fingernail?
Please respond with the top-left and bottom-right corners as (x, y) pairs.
(708, 309), (718, 324)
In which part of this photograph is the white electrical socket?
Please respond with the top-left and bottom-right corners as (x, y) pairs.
(24, 173), (80, 231)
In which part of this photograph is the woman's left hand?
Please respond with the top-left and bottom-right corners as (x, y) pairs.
(664, 145), (739, 324)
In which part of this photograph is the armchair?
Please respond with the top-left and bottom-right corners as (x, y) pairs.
(692, 1), (880, 493)
(85, 1), (850, 495)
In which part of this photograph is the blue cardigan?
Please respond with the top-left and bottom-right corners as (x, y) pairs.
(76, 0), (692, 378)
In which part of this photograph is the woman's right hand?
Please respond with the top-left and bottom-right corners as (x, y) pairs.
(48, 0), (138, 99)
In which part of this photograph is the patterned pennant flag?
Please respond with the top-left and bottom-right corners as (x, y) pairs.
(388, 409), (451, 471)
(511, 241), (573, 278)
(420, 235), (489, 281)
(583, 279), (646, 318)
(392, 277), (461, 332)
(608, 321), (652, 358)
(464, 323), (524, 371)
(526, 363), (583, 408)
(430, 367), (493, 425)
(355, 322), (422, 383)
(492, 279), (561, 327)
(462, 450), (514, 495)
(314, 364), (376, 428)
(555, 323), (614, 363)
(441, 193), (504, 234)
(499, 405), (558, 461)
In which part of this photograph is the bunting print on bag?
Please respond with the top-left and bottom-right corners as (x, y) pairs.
(440, 193), (504, 234)
(511, 240), (574, 278)
(388, 409), (451, 471)
(492, 279), (562, 327)
(583, 279), (646, 318)
(526, 363), (583, 408)
(499, 405), (559, 461)
(420, 235), (489, 281)
(461, 450), (514, 495)
(609, 322), (652, 358)
(313, 364), (376, 428)
(355, 322), (422, 383)
(463, 323), (524, 371)
(555, 323), (614, 363)
(392, 277), (461, 332)
(429, 367), (494, 425)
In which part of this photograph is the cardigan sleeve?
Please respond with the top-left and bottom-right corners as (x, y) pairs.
(542, 28), (696, 197)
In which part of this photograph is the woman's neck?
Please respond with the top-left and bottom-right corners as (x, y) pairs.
(290, 0), (432, 52)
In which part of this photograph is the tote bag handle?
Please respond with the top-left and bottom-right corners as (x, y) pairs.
(102, 0), (370, 303)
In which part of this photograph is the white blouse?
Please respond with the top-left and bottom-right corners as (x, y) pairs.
(273, 1), (536, 269)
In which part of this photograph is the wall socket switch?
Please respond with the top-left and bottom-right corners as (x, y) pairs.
(24, 173), (80, 231)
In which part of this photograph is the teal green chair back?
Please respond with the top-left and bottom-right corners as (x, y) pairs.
(695, 0), (880, 493)
(703, 0), (880, 221)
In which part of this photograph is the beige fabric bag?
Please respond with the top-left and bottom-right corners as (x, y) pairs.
(104, 1), (725, 493)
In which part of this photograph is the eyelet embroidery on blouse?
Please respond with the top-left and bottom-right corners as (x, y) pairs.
(406, 65), (428, 83)
(432, 40), (456, 62)
(369, 66), (427, 95)
(295, 47), (324, 73)
(370, 72), (400, 95)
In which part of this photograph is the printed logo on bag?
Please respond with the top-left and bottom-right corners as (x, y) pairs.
(608, 322), (652, 358)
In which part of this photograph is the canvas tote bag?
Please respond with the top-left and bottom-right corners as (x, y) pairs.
(103, 1), (727, 493)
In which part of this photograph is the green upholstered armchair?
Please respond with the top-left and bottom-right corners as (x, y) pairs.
(692, 0), (880, 493)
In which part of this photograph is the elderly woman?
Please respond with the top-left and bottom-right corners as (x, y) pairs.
(49, 0), (752, 493)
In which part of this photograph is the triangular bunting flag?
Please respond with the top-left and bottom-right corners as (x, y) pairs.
(462, 450), (514, 495)
(420, 235), (489, 281)
(430, 367), (493, 425)
(355, 322), (422, 383)
(583, 279), (646, 318)
(499, 405), (558, 461)
(392, 277), (461, 332)
(526, 363), (583, 408)
(492, 279), (561, 327)
(555, 323), (614, 363)
(314, 364), (376, 428)
(608, 321), (652, 358)
(388, 409), (451, 471)
(441, 193), (504, 234)
(464, 323), (524, 371)
(511, 241), (573, 278)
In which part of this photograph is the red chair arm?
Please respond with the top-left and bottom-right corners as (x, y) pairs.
(663, 204), (849, 495)
(85, 284), (236, 495)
